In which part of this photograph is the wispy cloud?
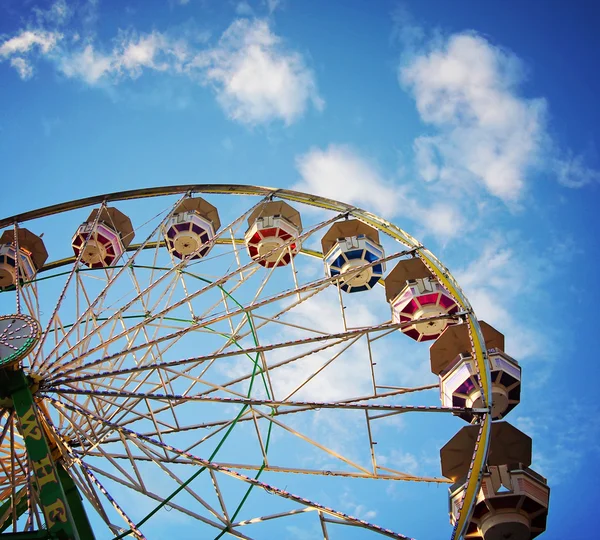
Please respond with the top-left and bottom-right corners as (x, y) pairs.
(33, 0), (72, 26)
(553, 152), (600, 188)
(293, 144), (465, 241)
(400, 32), (546, 203)
(515, 400), (600, 484)
(454, 237), (546, 360)
(265, 0), (282, 15)
(10, 57), (34, 79)
(0, 29), (62, 79)
(0, 30), (62, 56)
(59, 44), (112, 84)
(396, 12), (599, 199)
(293, 144), (401, 218)
(59, 30), (189, 84)
(192, 18), (323, 125)
(0, 10), (320, 126)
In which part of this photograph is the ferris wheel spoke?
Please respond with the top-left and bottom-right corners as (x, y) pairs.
(0, 411), (13, 450)
(232, 506), (317, 529)
(200, 250), (339, 383)
(44, 262), (226, 380)
(43, 414), (148, 538)
(48, 389), (466, 414)
(53, 392), (112, 447)
(48, 373), (251, 443)
(209, 468), (232, 524)
(82, 449), (252, 538)
(280, 334), (363, 402)
(67, 461), (113, 525)
(62, 459), (130, 536)
(253, 408), (372, 476)
(251, 313), (329, 336)
(98, 358), (178, 431)
(36, 195), (190, 374)
(46, 282), (404, 386)
(170, 335), (355, 405)
(79, 461), (146, 540)
(47, 395), (414, 539)
(41, 196), (268, 377)
(89, 462), (248, 537)
(46, 211), (345, 379)
(44, 320), (405, 388)
(31, 202), (109, 370)
(123, 435), (229, 526)
(213, 462), (450, 484)
(246, 315), (276, 403)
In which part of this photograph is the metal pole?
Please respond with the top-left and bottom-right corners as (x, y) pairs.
(0, 368), (89, 539)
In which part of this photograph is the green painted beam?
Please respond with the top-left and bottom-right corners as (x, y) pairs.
(55, 466), (94, 540)
(0, 369), (79, 540)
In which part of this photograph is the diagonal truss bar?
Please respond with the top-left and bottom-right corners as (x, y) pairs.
(47, 396), (415, 540)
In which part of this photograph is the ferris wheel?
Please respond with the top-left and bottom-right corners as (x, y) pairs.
(0, 186), (550, 540)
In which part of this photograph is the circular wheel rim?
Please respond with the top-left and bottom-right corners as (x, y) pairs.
(0, 185), (491, 539)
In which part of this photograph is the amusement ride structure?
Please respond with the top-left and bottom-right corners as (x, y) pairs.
(0, 185), (549, 539)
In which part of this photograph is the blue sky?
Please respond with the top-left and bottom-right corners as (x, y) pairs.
(1, 0), (599, 539)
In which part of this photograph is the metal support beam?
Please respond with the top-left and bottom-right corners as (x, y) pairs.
(55, 466), (94, 540)
(0, 369), (84, 539)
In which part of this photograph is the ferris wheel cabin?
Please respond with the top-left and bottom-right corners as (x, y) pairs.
(441, 422), (549, 540)
(245, 201), (302, 268)
(163, 197), (221, 260)
(384, 257), (459, 341)
(0, 229), (48, 290)
(321, 220), (385, 293)
(430, 321), (521, 422)
(71, 207), (134, 268)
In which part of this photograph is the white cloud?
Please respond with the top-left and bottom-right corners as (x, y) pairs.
(293, 144), (465, 241)
(339, 489), (378, 521)
(265, 0), (281, 14)
(33, 0), (72, 26)
(194, 19), (323, 125)
(413, 136), (440, 182)
(0, 30), (62, 57)
(519, 401), (600, 485)
(401, 33), (546, 203)
(378, 449), (419, 475)
(10, 57), (34, 80)
(454, 239), (544, 359)
(414, 202), (465, 242)
(119, 32), (165, 72)
(554, 153), (600, 188)
(60, 44), (112, 84)
(0, 30), (62, 79)
(398, 19), (600, 200)
(1, 17), (319, 126)
(59, 31), (189, 85)
(236, 2), (254, 16)
(293, 144), (402, 218)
